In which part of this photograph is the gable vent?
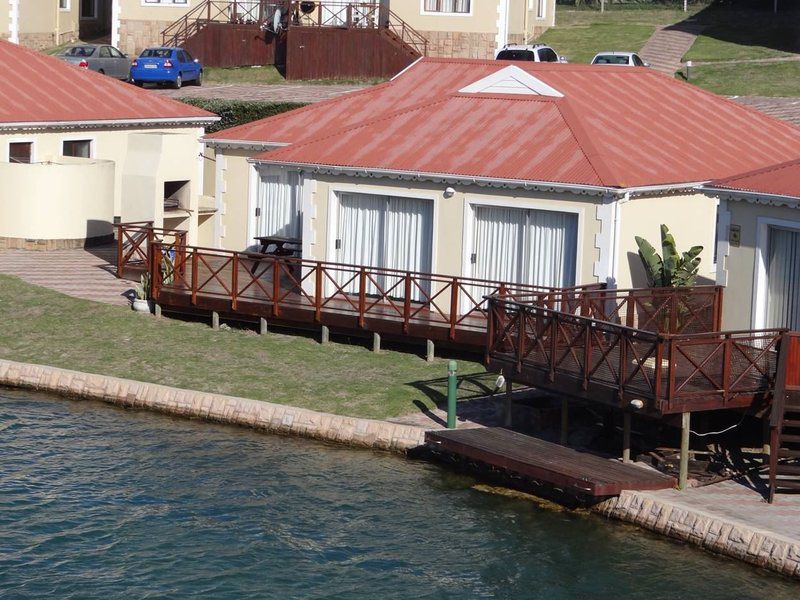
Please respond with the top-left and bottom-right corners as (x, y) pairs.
(459, 65), (563, 98)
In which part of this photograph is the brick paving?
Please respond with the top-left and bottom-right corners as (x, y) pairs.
(0, 246), (133, 307)
(731, 95), (800, 127)
(154, 82), (368, 103)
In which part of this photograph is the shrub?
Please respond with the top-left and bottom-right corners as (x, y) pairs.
(179, 98), (307, 133)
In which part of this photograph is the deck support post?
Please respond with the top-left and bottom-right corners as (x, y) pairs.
(622, 412), (631, 463)
(679, 411), (691, 490)
(762, 416), (770, 458)
(212, 311), (220, 331)
(426, 339), (435, 363)
(373, 332), (381, 353)
(503, 377), (513, 427)
(560, 398), (569, 446)
(154, 303), (162, 319)
(259, 317), (268, 335)
(321, 325), (330, 345)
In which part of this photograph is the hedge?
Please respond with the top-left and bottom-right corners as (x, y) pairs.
(179, 98), (307, 133)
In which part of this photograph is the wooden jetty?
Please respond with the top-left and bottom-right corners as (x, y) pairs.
(426, 428), (676, 498)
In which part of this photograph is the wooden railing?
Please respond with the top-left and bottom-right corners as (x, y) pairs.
(115, 222), (187, 280)
(162, 0), (266, 47)
(486, 296), (784, 415)
(147, 241), (602, 345)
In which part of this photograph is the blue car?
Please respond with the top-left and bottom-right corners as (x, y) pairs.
(130, 47), (202, 89)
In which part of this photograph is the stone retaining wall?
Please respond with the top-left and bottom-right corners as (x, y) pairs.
(419, 30), (496, 60)
(594, 491), (800, 579)
(0, 234), (115, 251)
(0, 359), (427, 452)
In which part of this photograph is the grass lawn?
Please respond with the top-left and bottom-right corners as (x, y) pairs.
(204, 65), (384, 86)
(682, 60), (800, 97)
(538, 7), (703, 64)
(0, 275), (489, 420)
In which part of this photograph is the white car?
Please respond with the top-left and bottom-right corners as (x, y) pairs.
(591, 51), (649, 67)
(496, 44), (567, 63)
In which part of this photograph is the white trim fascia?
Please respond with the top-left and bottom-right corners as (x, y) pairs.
(458, 64), (563, 97)
(594, 193), (616, 285)
(390, 56), (424, 81)
(9, 0), (19, 44)
(203, 139), (288, 151)
(751, 215), (800, 330)
(300, 172), (316, 262)
(246, 162), (259, 250)
(213, 148), (225, 247)
(0, 116), (219, 132)
(715, 199), (731, 286)
(495, 0), (509, 56)
(702, 186), (800, 209)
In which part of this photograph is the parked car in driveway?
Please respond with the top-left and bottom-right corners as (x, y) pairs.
(58, 44), (131, 80)
(496, 44), (567, 63)
(129, 47), (203, 89)
(591, 52), (649, 67)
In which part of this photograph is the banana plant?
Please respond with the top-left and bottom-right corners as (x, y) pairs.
(635, 225), (703, 288)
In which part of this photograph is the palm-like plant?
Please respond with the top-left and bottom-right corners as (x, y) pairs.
(635, 225), (703, 288)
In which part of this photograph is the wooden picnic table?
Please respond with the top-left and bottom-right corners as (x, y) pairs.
(254, 236), (301, 257)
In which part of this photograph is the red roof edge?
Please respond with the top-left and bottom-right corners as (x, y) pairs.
(709, 156), (800, 188)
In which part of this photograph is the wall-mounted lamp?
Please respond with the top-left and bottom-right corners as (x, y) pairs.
(443, 186), (456, 198)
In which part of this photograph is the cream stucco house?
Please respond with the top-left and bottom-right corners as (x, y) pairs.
(77, 0), (555, 60)
(705, 160), (800, 332)
(2, 0), (81, 49)
(200, 58), (800, 332)
(0, 40), (217, 249)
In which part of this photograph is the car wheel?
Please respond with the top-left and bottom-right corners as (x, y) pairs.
(133, 80), (143, 87)
(195, 70), (202, 86)
(173, 74), (182, 89)
(98, 69), (105, 75)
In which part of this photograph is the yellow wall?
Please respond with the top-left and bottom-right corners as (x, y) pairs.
(616, 192), (718, 290)
(214, 147), (256, 251)
(17, 0), (80, 47)
(0, 157), (115, 240)
(0, 4), (9, 40)
(0, 124), (205, 243)
(393, 0), (499, 34)
(718, 198), (800, 331)
(119, 0), (197, 21)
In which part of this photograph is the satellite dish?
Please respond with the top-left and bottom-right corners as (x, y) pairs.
(272, 8), (283, 33)
(300, 1), (316, 14)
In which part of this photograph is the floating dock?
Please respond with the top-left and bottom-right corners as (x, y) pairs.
(426, 428), (676, 499)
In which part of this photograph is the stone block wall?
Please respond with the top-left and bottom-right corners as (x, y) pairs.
(420, 30), (496, 60)
(119, 19), (172, 57)
(19, 32), (58, 51)
(0, 234), (114, 251)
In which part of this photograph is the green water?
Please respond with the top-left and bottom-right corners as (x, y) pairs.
(0, 389), (796, 598)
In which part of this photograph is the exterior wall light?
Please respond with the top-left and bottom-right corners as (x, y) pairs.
(444, 187), (456, 198)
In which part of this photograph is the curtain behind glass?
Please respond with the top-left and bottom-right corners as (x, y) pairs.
(471, 206), (526, 302)
(337, 193), (384, 294)
(524, 210), (578, 288)
(766, 226), (800, 330)
(256, 172), (301, 240)
(385, 197), (433, 300)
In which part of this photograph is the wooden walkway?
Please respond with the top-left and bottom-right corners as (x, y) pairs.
(426, 427), (676, 498)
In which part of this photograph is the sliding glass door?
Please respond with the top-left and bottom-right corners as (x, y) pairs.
(254, 170), (302, 241)
(765, 226), (800, 330)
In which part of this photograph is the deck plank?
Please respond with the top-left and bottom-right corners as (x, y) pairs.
(426, 428), (676, 497)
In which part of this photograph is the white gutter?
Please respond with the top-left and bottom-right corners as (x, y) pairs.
(203, 139), (288, 150)
(390, 56), (424, 81)
(701, 186), (800, 207)
(0, 116), (219, 131)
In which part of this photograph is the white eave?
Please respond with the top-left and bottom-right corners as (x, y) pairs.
(203, 138), (289, 151)
(0, 116), (219, 132)
(701, 185), (800, 208)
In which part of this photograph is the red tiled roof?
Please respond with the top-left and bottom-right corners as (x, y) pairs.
(213, 58), (800, 189)
(0, 40), (216, 126)
(708, 158), (800, 199)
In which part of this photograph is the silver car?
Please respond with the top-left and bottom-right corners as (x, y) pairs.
(58, 44), (131, 80)
(591, 51), (649, 67)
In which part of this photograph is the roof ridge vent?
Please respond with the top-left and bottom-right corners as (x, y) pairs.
(459, 65), (563, 98)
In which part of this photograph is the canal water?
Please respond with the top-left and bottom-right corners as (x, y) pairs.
(0, 389), (796, 599)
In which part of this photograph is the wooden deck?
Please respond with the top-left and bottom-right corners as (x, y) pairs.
(426, 428), (676, 498)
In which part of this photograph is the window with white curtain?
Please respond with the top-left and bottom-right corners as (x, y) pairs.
(254, 171), (302, 240)
(470, 205), (578, 290)
(423, 0), (471, 14)
(766, 226), (800, 330)
(537, 0), (546, 19)
(336, 193), (433, 299)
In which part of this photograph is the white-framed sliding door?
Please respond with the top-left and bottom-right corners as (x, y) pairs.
(469, 204), (579, 296)
(335, 192), (433, 299)
(253, 169), (303, 242)
(754, 218), (800, 330)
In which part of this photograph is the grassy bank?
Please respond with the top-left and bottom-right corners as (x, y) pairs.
(0, 275), (488, 420)
(682, 60), (800, 96)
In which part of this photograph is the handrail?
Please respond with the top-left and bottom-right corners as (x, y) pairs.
(161, 0), (268, 48)
(115, 222), (187, 279)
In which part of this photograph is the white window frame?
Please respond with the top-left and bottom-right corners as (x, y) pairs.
(7, 138), (36, 164)
(752, 216), (800, 330)
(461, 195), (584, 286)
(420, 0), (473, 17)
(535, 0), (546, 20)
(325, 184), (439, 295)
(59, 0), (71, 11)
(141, 0), (190, 6)
(60, 135), (96, 159)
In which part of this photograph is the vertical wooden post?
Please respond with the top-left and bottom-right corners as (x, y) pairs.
(403, 273), (411, 334)
(116, 225), (123, 278)
(516, 310), (526, 374)
(191, 250), (198, 305)
(272, 258), (281, 317)
(358, 267), (367, 328)
(449, 278), (459, 340)
(623, 412), (631, 463)
(315, 264), (323, 322)
(722, 334), (732, 405)
(560, 397), (569, 446)
(503, 376), (513, 427)
(679, 411), (691, 490)
(231, 253), (239, 311)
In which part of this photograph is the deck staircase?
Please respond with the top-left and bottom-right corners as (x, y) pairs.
(639, 20), (705, 75)
(769, 332), (800, 502)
